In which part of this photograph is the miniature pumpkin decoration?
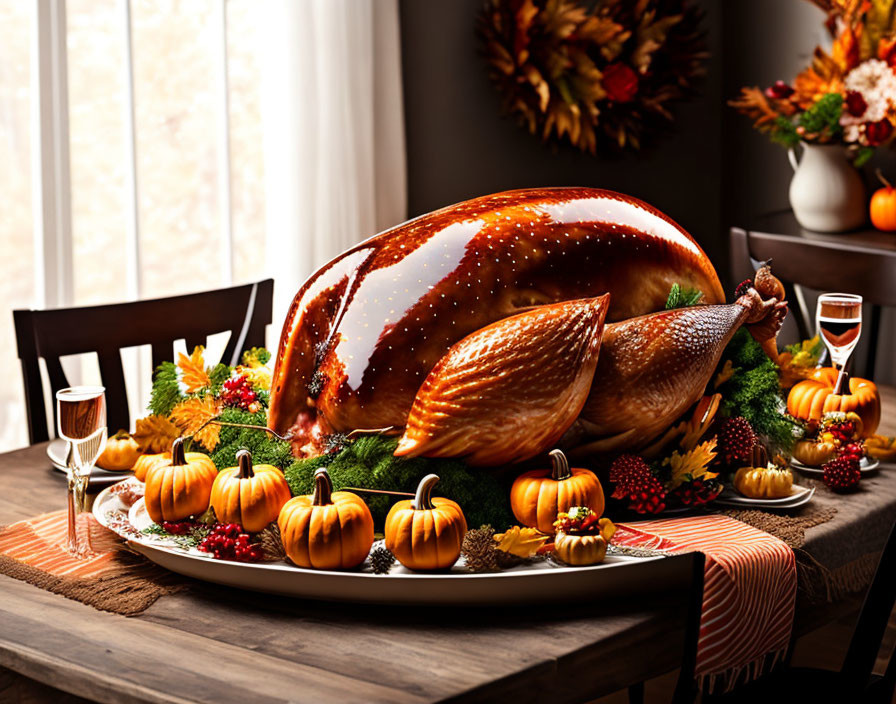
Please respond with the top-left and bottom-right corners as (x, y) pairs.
(733, 445), (793, 499)
(510, 449), (604, 533)
(870, 170), (896, 231)
(385, 474), (467, 571)
(791, 439), (837, 467)
(787, 368), (880, 438)
(210, 450), (291, 533)
(144, 437), (218, 523)
(278, 468), (374, 569)
(133, 452), (169, 481)
(96, 430), (141, 471)
(552, 507), (616, 566)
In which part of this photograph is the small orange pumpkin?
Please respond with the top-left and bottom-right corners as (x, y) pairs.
(510, 449), (604, 533)
(144, 438), (218, 523)
(787, 368), (880, 437)
(278, 469), (374, 569)
(96, 430), (141, 470)
(210, 450), (291, 533)
(871, 171), (896, 231)
(133, 452), (170, 481)
(385, 474), (467, 571)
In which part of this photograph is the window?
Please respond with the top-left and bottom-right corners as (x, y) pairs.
(0, 0), (266, 451)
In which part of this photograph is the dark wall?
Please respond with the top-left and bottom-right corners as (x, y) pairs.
(399, 0), (725, 268)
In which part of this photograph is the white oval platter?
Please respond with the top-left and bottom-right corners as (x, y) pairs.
(92, 478), (682, 606)
(714, 484), (815, 509)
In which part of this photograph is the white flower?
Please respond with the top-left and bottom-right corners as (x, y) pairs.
(841, 59), (896, 124)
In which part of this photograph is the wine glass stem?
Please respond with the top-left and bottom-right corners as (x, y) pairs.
(66, 473), (79, 554)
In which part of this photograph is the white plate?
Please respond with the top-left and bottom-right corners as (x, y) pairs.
(48, 437), (133, 483)
(92, 479), (683, 606)
(791, 456), (880, 476)
(714, 484), (815, 509)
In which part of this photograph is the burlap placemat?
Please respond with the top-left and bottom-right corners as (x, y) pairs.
(0, 510), (186, 615)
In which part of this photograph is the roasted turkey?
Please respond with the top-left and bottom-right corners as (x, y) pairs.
(269, 188), (784, 466)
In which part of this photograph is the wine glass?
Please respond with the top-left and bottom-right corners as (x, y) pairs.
(56, 386), (107, 557)
(816, 293), (862, 392)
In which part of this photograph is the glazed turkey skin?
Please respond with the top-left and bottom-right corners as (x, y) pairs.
(268, 187), (724, 449)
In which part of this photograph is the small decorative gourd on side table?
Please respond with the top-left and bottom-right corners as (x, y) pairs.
(144, 437), (218, 523)
(278, 468), (374, 570)
(510, 449), (604, 533)
(552, 507), (616, 566)
(385, 474), (467, 571)
(210, 450), (291, 533)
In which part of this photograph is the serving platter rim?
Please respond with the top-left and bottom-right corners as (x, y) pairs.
(91, 478), (684, 604)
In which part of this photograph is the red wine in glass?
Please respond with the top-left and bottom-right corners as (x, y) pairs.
(56, 386), (107, 556)
(816, 294), (862, 387)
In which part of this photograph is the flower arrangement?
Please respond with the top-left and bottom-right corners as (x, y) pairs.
(730, 0), (896, 165)
(478, 0), (707, 152)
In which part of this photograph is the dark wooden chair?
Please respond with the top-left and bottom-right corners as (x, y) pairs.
(705, 518), (896, 704)
(628, 551), (706, 704)
(730, 212), (896, 378)
(13, 279), (274, 445)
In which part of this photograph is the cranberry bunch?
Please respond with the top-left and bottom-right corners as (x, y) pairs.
(220, 373), (259, 411)
(673, 478), (722, 506)
(839, 441), (865, 462)
(198, 523), (263, 563)
(160, 520), (195, 535)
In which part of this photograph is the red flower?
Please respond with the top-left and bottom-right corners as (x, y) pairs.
(602, 63), (639, 103)
(764, 80), (795, 100)
(845, 90), (868, 117)
(865, 118), (893, 146)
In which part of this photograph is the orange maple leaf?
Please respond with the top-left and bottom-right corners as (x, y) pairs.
(170, 396), (221, 451)
(177, 346), (211, 394)
(132, 415), (179, 454)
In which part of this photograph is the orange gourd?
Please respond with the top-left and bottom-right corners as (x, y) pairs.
(510, 450), (605, 533)
(871, 171), (896, 231)
(210, 450), (291, 533)
(144, 438), (218, 523)
(384, 474), (467, 571)
(278, 469), (374, 569)
(96, 430), (141, 470)
(133, 452), (170, 481)
(787, 368), (880, 437)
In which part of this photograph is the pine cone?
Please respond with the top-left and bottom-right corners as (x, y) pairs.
(822, 456), (861, 492)
(256, 522), (286, 562)
(716, 417), (757, 465)
(461, 526), (500, 573)
(369, 546), (396, 575)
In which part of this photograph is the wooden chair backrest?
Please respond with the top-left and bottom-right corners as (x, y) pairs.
(13, 279), (274, 444)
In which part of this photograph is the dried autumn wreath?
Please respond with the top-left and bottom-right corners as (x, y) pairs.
(478, 0), (707, 152)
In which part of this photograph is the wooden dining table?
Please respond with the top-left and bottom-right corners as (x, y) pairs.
(1, 389), (895, 704)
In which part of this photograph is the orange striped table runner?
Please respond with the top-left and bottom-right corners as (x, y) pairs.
(615, 514), (797, 691)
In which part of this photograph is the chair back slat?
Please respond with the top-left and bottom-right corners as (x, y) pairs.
(840, 519), (896, 689)
(13, 279), (274, 445)
(96, 349), (130, 433)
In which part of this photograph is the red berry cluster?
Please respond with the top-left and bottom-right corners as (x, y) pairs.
(220, 373), (258, 410)
(609, 455), (667, 514)
(822, 456), (861, 493)
(673, 479), (722, 506)
(160, 520), (195, 535)
(198, 523), (263, 562)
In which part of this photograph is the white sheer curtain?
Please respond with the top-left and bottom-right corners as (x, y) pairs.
(261, 0), (407, 332)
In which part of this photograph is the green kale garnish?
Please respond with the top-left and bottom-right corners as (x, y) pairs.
(284, 435), (514, 530)
(717, 329), (802, 452)
(209, 407), (294, 470)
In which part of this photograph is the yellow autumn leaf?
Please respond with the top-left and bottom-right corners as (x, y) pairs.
(170, 396), (221, 451)
(663, 438), (718, 490)
(494, 526), (550, 558)
(132, 414), (179, 454)
(177, 346), (211, 394)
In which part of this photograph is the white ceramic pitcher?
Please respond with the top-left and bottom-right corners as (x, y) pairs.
(788, 142), (866, 232)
